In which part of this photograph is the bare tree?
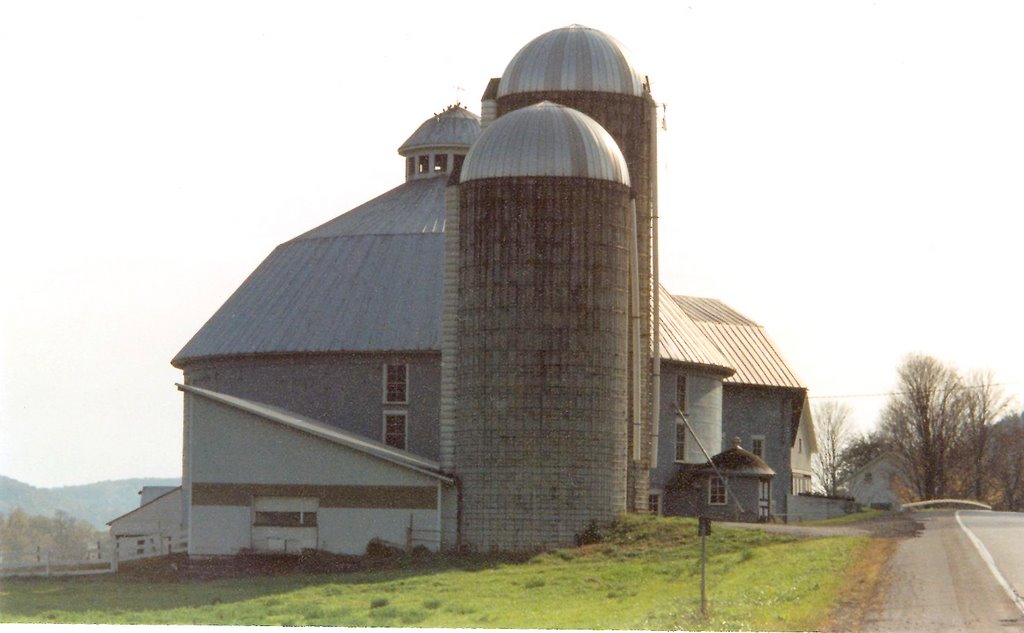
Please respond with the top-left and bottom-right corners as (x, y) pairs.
(953, 370), (1009, 501)
(991, 413), (1024, 511)
(812, 400), (852, 496)
(879, 353), (965, 500)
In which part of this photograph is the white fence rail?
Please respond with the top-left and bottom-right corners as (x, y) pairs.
(0, 546), (114, 577)
(2, 529), (188, 577)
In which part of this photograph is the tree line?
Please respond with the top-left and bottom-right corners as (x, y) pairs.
(813, 353), (1023, 511)
(0, 508), (108, 558)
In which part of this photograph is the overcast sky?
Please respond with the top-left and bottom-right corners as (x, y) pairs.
(1, 1), (1021, 488)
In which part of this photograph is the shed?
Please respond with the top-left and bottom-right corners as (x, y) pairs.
(179, 384), (455, 556)
(665, 438), (775, 523)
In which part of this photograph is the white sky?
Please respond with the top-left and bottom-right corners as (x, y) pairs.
(1, 1), (1021, 488)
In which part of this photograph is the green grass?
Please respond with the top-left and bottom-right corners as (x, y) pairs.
(799, 508), (883, 526)
(0, 515), (871, 630)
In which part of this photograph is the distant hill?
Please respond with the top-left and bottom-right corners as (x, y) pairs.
(0, 476), (180, 530)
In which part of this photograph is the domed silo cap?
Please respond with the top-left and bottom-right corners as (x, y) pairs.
(498, 24), (644, 98)
(460, 101), (630, 186)
(398, 105), (481, 156)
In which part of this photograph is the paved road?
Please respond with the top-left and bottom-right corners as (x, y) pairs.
(864, 511), (1024, 632)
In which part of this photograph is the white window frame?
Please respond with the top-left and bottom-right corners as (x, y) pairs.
(674, 421), (687, 463)
(751, 435), (765, 459)
(382, 363), (409, 405)
(708, 475), (727, 505)
(383, 410), (408, 451)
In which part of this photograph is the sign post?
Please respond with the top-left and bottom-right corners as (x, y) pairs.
(698, 517), (711, 619)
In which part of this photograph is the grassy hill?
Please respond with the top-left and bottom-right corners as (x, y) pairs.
(0, 476), (180, 529)
(0, 515), (882, 630)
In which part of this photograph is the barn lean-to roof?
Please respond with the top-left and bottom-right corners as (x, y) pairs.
(178, 384), (452, 483)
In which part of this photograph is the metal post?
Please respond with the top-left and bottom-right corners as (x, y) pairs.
(700, 532), (707, 619)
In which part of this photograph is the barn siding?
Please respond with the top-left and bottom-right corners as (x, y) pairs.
(185, 352), (441, 461)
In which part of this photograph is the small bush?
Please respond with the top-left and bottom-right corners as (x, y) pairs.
(422, 598), (442, 610)
(369, 597), (389, 609)
(575, 520), (604, 546)
(523, 577), (546, 589)
(365, 538), (403, 559)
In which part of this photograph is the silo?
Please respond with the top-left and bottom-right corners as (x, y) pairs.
(455, 102), (630, 551)
(494, 25), (660, 511)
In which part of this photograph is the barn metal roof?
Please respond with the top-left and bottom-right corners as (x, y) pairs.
(397, 105), (481, 156)
(498, 25), (644, 98)
(460, 102), (630, 185)
(657, 285), (733, 375)
(172, 178), (447, 367)
(177, 384), (452, 482)
(673, 296), (805, 389)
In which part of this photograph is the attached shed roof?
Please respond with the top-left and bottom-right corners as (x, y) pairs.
(106, 486), (181, 526)
(673, 296), (805, 389)
(178, 384), (452, 483)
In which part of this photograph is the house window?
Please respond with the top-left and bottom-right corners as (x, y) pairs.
(675, 421), (687, 462)
(383, 364), (408, 404)
(676, 375), (687, 413)
(417, 155), (429, 174)
(433, 154), (447, 172)
(709, 476), (727, 505)
(648, 493), (662, 515)
(384, 412), (407, 450)
(791, 474), (811, 494)
(751, 436), (765, 459)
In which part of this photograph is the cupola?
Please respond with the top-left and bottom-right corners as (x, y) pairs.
(398, 105), (481, 182)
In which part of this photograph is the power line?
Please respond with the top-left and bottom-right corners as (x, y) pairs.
(809, 381), (1022, 401)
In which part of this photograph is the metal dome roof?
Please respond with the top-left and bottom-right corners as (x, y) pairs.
(498, 24), (644, 98)
(460, 101), (630, 185)
(397, 105), (481, 156)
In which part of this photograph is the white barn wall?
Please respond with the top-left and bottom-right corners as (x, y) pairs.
(108, 488), (183, 538)
(185, 393), (447, 556)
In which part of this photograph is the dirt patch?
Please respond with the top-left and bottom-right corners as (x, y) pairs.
(822, 537), (902, 632)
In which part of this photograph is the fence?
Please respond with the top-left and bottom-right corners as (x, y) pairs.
(114, 529), (188, 562)
(0, 545), (115, 578)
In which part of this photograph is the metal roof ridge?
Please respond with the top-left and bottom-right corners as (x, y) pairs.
(176, 384), (452, 483)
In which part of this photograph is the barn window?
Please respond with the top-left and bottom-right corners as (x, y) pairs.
(383, 364), (408, 404)
(751, 436), (765, 459)
(254, 511), (318, 527)
(384, 412), (407, 450)
(433, 153), (447, 172)
(648, 492), (662, 515)
(708, 476), (727, 505)
(676, 375), (687, 413)
(674, 421), (687, 462)
(417, 155), (429, 174)
(453, 154), (465, 173)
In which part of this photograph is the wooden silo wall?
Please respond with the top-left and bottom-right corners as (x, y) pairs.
(498, 93), (656, 512)
(455, 177), (630, 551)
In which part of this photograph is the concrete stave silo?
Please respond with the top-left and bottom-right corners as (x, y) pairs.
(493, 25), (660, 512)
(455, 102), (631, 551)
